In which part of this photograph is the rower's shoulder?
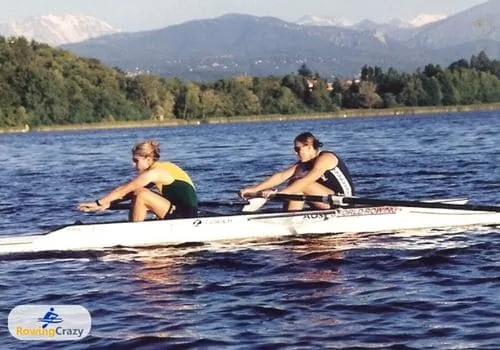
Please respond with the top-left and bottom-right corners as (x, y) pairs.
(315, 151), (339, 168)
(142, 163), (172, 180)
(150, 161), (181, 173)
(151, 160), (174, 169)
(318, 150), (338, 160)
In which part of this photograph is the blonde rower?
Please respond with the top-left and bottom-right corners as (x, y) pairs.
(79, 140), (198, 221)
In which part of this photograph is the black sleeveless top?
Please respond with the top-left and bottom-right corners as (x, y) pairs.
(293, 151), (355, 196)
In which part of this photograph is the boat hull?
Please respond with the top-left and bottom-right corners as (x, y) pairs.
(1, 205), (499, 254)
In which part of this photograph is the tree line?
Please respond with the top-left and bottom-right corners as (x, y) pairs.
(1, 35), (500, 128)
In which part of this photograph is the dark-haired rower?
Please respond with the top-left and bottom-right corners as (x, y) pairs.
(239, 132), (354, 210)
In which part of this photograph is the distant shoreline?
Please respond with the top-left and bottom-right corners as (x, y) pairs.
(1, 103), (499, 134)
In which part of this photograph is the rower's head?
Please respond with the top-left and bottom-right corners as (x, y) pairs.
(132, 140), (160, 172)
(294, 132), (322, 161)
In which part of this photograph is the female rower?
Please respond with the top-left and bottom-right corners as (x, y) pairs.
(79, 140), (198, 221)
(239, 132), (354, 210)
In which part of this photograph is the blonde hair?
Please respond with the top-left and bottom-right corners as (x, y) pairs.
(132, 140), (160, 161)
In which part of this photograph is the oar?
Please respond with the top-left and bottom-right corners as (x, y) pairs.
(253, 193), (500, 213)
(108, 198), (267, 212)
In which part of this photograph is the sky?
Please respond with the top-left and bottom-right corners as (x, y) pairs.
(0, 0), (490, 31)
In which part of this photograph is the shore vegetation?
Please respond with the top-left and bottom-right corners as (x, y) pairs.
(1, 36), (499, 132)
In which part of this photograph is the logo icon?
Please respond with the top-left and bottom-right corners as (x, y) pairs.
(9, 305), (91, 341)
(38, 307), (63, 328)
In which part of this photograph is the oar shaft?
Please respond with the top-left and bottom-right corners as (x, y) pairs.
(259, 193), (500, 213)
(109, 199), (250, 211)
(109, 202), (130, 210)
(200, 200), (250, 207)
(267, 193), (332, 204)
(342, 197), (500, 213)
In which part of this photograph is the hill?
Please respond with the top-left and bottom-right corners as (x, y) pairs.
(0, 36), (147, 127)
(62, 14), (424, 80)
(61, 4), (500, 81)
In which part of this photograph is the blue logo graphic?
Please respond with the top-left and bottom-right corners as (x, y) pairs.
(38, 307), (63, 328)
(9, 304), (91, 341)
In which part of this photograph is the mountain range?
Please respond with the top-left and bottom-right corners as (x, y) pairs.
(295, 13), (446, 29)
(62, 14), (420, 80)
(0, 12), (446, 46)
(2, 1), (499, 81)
(0, 14), (120, 46)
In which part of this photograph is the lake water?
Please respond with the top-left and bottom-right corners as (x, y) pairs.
(0, 111), (499, 349)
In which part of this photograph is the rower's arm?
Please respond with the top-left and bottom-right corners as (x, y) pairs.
(280, 153), (338, 194)
(98, 169), (173, 207)
(240, 164), (297, 197)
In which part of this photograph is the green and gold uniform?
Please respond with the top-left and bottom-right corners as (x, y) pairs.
(150, 161), (198, 218)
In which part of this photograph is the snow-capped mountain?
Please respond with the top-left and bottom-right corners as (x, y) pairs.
(410, 1), (500, 49)
(0, 14), (120, 46)
(408, 14), (447, 27)
(295, 13), (448, 42)
(295, 13), (446, 29)
(295, 15), (353, 27)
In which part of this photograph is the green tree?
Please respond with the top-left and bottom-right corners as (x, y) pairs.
(177, 83), (202, 119)
(127, 75), (161, 109)
(298, 63), (313, 77)
(200, 89), (229, 118)
(449, 59), (469, 71)
(423, 64), (444, 78)
(451, 69), (481, 105)
(275, 86), (303, 114)
(470, 51), (492, 73)
(438, 71), (460, 105)
(422, 76), (443, 106)
(252, 76), (282, 114)
(358, 81), (382, 108)
(478, 71), (500, 102)
(306, 80), (333, 112)
(282, 74), (309, 103)
(382, 93), (399, 108)
(400, 75), (428, 106)
(161, 91), (176, 119)
(377, 67), (405, 96)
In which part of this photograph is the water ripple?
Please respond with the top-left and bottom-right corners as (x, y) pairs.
(0, 112), (499, 348)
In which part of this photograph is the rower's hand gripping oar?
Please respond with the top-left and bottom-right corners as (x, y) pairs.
(254, 193), (500, 213)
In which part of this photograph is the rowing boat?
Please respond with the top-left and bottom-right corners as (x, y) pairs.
(1, 196), (499, 255)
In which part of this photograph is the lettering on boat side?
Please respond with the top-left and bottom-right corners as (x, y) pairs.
(192, 218), (233, 226)
(303, 206), (399, 220)
(336, 206), (399, 217)
(302, 213), (329, 221)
